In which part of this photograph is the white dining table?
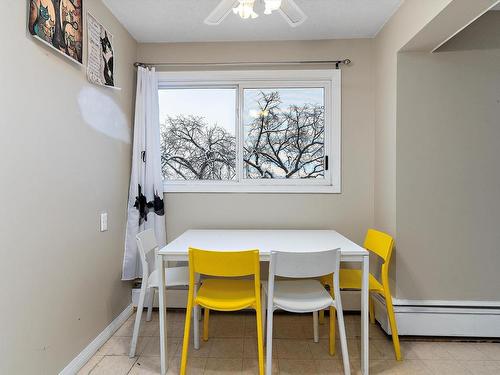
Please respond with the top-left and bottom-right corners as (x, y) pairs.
(157, 229), (370, 375)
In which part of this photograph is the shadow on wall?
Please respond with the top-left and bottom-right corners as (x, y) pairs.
(78, 86), (130, 143)
(438, 11), (500, 52)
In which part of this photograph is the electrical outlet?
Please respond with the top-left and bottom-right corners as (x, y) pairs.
(100, 212), (108, 232)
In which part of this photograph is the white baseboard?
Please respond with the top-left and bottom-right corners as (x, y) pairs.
(132, 288), (189, 309)
(59, 303), (134, 375)
(372, 294), (500, 338)
(391, 298), (500, 308)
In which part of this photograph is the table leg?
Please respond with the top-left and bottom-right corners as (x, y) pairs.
(361, 255), (369, 374)
(157, 253), (168, 375)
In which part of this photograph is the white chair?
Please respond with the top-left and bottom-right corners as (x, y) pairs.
(129, 229), (200, 358)
(263, 249), (350, 375)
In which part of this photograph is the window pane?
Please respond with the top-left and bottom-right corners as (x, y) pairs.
(159, 88), (236, 181)
(243, 88), (325, 179)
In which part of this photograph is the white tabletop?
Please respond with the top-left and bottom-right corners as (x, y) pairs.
(159, 229), (368, 260)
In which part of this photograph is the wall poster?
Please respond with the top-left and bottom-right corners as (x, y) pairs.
(28, 0), (83, 65)
(87, 12), (116, 88)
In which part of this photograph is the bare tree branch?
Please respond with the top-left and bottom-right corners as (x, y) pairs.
(161, 115), (236, 180)
(243, 91), (325, 179)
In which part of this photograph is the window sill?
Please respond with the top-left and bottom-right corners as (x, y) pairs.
(163, 183), (341, 194)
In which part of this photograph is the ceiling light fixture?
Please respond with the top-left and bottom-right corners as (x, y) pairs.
(233, 0), (259, 19)
(206, 0), (306, 26)
(264, 0), (282, 15)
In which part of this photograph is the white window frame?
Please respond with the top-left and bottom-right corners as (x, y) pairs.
(158, 69), (341, 194)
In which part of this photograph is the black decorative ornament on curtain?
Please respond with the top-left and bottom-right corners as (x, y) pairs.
(134, 184), (165, 225)
(134, 151), (165, 225)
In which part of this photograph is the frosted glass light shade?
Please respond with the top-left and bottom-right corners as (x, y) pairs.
(264, 0), (282, 14)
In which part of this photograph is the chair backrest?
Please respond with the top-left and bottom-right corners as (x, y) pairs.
(268, 249), (342, 307)
(188, 248), (260, 277)
(136, 229), (158, 279)
(364, 229), (394, 263)
(270, 249), (341, 279)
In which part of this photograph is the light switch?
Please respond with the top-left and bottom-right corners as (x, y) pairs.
(100, 212), (108, 232)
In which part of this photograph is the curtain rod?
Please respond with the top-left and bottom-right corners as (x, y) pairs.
(133, 59), (351, 69)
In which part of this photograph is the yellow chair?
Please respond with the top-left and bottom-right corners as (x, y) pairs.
(341, 229), (401, 360)
(180, 248), (264, 375)
(319, 229), (401, 361)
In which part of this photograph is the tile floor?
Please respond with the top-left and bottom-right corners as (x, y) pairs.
(78, 309), (500, 375)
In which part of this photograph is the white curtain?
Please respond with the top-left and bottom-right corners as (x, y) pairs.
(122, 67), (166, 280)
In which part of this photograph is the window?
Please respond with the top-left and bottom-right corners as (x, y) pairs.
(158, 70), (341, 193)
(243, 87), (325, 180)
(159, 88), (237, 181)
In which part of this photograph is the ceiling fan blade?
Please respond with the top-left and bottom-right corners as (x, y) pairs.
(205, 0), (240, 25)
(279, 0), (307, 27)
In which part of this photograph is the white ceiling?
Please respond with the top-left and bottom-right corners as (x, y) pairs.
(102, 0), (403, 43)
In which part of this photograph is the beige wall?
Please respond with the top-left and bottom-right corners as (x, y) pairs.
(372, 0), (455, 288)
(0, 1), (137, 373)
(373, 0), (454, 237)
(374, 0), (498, 298)
(395, 13), (500, 300)
(138, 40), (375, 245)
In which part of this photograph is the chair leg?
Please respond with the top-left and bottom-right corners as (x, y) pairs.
(129, 285), (147, 358)
(319, 309), (325, 325)
(369, 295), (375, 324)
(146, 288), (155, 322)
(329, 306), (336, 356)
(313, 311), (319, 343)
(335, 304), (351, 375)
(180, 294), (194, 375)
(265, 307), (274, 375)
(203, 308), (210, 341)
(193, 305), (200, 350)
(384, 292), (402, 360)
(255, 303), (265, 375)
(193, 285), (200, 350)
(320, 277), (333, 325)
(261, 288), (267, 342)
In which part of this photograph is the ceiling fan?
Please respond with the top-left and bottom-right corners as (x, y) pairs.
(205, 0), (307, 27)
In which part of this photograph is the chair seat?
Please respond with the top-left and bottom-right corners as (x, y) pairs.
(264, 279), (333, 313)
(339, 269), (384, 293)
(147, 266), (190, 289)
(195, 279), (257, 311)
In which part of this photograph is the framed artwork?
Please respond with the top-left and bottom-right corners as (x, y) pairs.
(28, 0), (83, 65)
(87, 13), (116, 88)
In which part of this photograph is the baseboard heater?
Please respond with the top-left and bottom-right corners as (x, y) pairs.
(371, 294), (500, 338)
